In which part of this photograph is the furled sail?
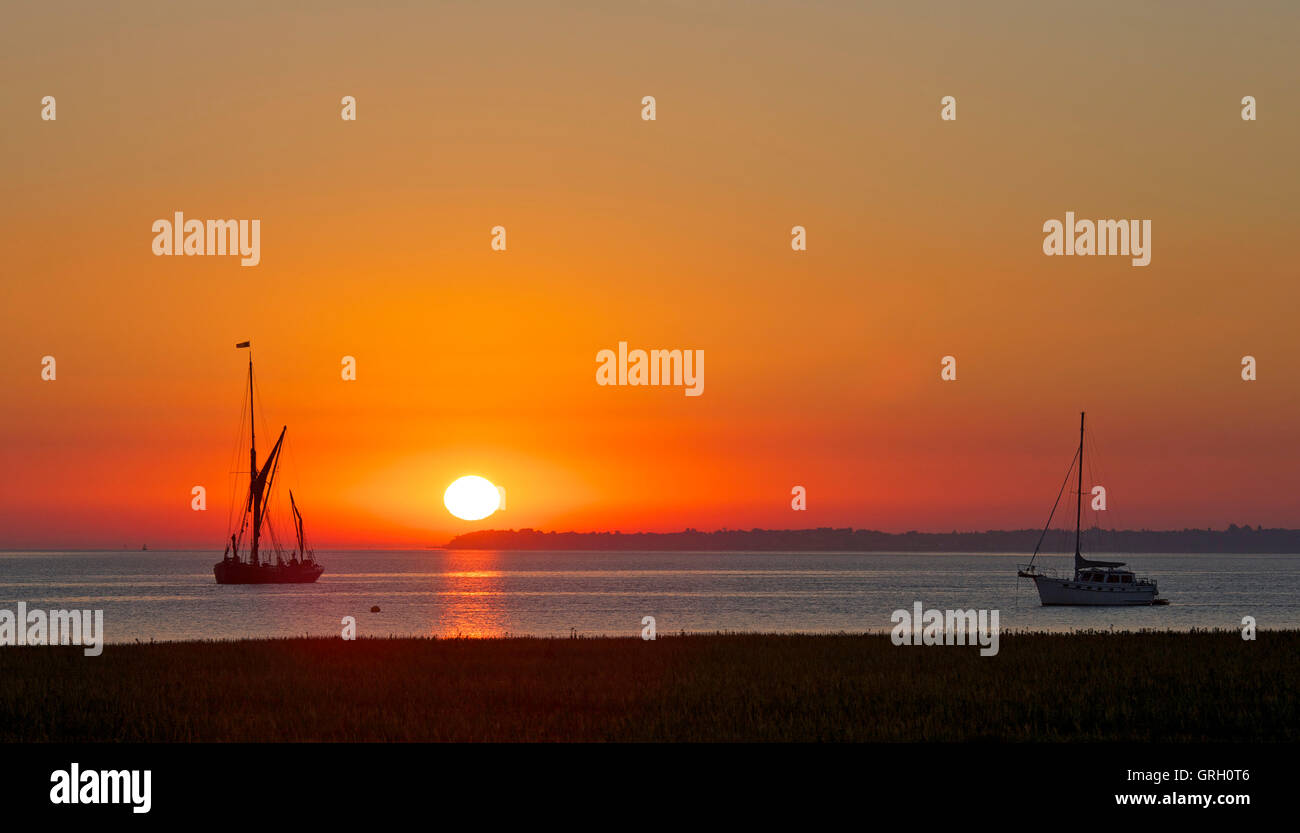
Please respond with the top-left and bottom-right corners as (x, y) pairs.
(1075, 553), (1125, 570)
(248, 426), (286, 564)
(289, 490), (305, 555)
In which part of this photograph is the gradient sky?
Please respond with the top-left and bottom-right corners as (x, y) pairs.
(2, 1), (1298, 548)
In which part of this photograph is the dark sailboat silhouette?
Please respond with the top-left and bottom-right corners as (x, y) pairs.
(214, 342), (323, 585)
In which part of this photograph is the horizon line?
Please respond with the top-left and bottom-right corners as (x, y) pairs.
(6, 522), (1296, 553)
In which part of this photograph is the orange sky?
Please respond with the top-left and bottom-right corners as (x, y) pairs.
(2, 1), (1298, 548)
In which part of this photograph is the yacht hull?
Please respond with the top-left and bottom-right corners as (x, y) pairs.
(1030, 575), (1158, 606)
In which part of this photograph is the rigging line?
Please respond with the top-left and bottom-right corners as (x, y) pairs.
(276, 433), (297, 540)
(1029, 445), (1080, 566)
(225, 382), (242, 537)
(225, 375), (250, 543)
(1089, 426), (1122, 555)
(1090, 430), (1102, 553)
(1082, 425), (1106, 555)
(249, 364), (286, 555)
(252, 370), (274, 455)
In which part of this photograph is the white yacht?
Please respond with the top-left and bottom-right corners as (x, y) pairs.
(1017, 412), (1166, 606)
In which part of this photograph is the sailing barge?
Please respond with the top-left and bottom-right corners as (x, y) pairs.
(214, 342), (323, 584)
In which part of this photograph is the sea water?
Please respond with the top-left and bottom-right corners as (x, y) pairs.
(0, 550), (1294, 642)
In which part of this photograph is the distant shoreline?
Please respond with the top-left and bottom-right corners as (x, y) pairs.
(8, 523), (1300, 555)
(444, 526), (1300, 554)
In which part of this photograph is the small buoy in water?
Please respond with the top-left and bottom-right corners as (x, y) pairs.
(370, 605), (380, 613)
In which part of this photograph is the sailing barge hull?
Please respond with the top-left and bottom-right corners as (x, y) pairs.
(214, 560), (323, 585)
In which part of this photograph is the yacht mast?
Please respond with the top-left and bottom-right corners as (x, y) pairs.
(1074, 411), (1085, 562)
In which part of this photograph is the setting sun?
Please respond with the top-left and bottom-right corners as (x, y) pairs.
(444, 476), (501, 521)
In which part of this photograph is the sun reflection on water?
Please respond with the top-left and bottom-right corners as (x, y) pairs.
(429, 552), (511, 638)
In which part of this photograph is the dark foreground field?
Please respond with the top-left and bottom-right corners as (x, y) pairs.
(2, 631), (1295, 742)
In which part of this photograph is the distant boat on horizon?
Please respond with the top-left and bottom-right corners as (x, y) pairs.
(1018, 412), (1166, 606)
(214, 342), (323, 585)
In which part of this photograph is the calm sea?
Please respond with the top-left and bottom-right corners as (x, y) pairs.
(1, 550), (1296, 642)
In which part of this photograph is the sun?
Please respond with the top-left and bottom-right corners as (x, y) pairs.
(444, 475), (501, 521)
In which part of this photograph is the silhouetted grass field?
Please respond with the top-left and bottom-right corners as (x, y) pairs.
(2, 631), (1294, 742)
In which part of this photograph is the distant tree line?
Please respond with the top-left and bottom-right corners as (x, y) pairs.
(444, 524), (1300, 553)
